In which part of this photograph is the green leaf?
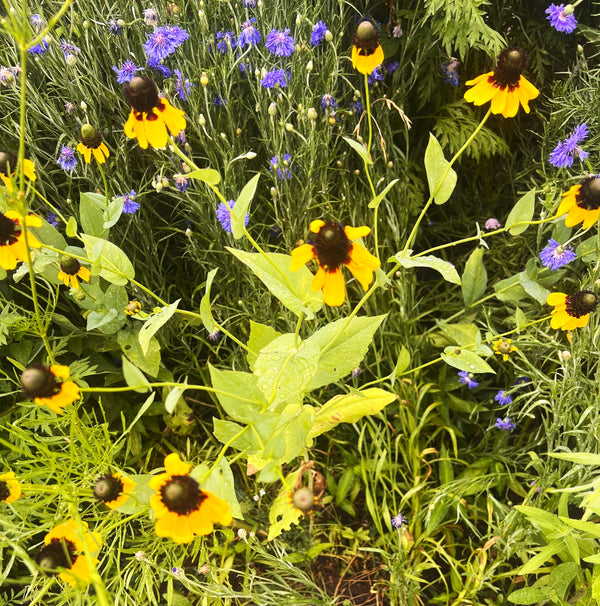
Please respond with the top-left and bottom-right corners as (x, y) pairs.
(549, 452), (600, 466)
(121, 356), (151, 393)
(437, 322), (492, 355)
(519, 274), (550, 305)
(461, 247), (487, 307)
(309, 388), (398, 439)
(231, 173), (260, 239)
(103, 196), (124, 229)
(66, 216), (78, 237)
(213, 418), (252, 452)
(200, 269), (218, 335)
(138, 300), (180, 355)
(80, 192), (108, 238)
(81, 234), (135, 286)
(441, 346), (495, 374)
(164, 381), (187, 414)
(253, 333), (320, 410)
(506, 190), (536, 235)
(246, 321), (282, 371)
(305, 315), (386, 390)
(191, 457), (243, 519)
(576, 236), (599, 263)
(342, 135), (372, 165)
(268, 469), (304, 540)
(86, 309), (118, 331)
(393, 250), (461, 284)
(208, 365), (266, 423)
(424, 133), (457, 205)
(185, 168), (221, 185)
(507, 587), (552, 605)
(228, 248), (322, 319)
(392, 346), (411, 381)
(517, 539), (565, 575)
(118, 328), (161, 377)
(494, 273), (528, 302)
(368, 179), (400, 210)
(515, 505), (564, 532)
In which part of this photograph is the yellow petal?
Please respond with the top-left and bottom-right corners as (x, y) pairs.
(92, 147), (106, 165)
(547, 292), (567, 306)
(582, 209), (600, 230)
(0, 246), (17, 270)
(352, 44), (384, 75)
(22, 158), (36, 181)
(490, 86), (508, 115)
(309, 219), (325, 233)
(158, 99), (187, 136)
(346, 258), (374, 291)
(145, 114), (169, 149)
(311, 266), (327, 292)
(344, 225), (371, 240)
(290, 243), (315, 271)
(164, 452), (191, 475)
(349, 242), (380, 271)
(321, 268), (346, 306)
(502, 90), (520, 118)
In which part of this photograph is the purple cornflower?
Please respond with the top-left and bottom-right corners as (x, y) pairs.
(391, 512), (407, 529)
(384, 61), (400, 76)
(243, 0), (256, 6)
(144, 25), (189, 63)
(367, 67), (384, 86)
(321, 94), (337, 109)
(208, 330), (221, 342)
(270, 154), (292, 180)
(30, 14), (45, 32)
(143, 7), (158, 26)
(539, 239), (576, 270)
(260, 68), (289, 89)
(175, 130), (186, 144)
(495, 417), (516, 431)
(546, 4), (577, 33)
(60, 40), (80, 59)
(46, 213), (58, 227)
(549, 124), (589, 168)
(174, 174), (189, 192)
(351, 101), (363, 114)
(174, 68), (192, 101)
(216, 200), (249, 233)
(214, 94), (226, 106)
(108, 19), (124, 35)
(441, 58), (460, 86)
(149, 62), (171, 77)
(311, 20), (328, 46)
(484, 218), (501, 230)
(265, 28), (295, 57)
(494, 390), (513, 406)
(57, 146), (77, 172)
(239, 18), (261, 47)
(216, 30), (236, 53)
(514, 376), (532, 390)
(28, 40), (48, 55)
(120, 190), (140, 214)
(458, 371), (478, 389)
(112, 60), (141, 83)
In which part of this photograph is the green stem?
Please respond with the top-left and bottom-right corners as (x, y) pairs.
(198, 425), (250, 484)
(97, 163), (110, 207)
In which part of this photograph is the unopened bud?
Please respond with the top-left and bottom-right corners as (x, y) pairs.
(285, 122), (293, 131)
(291, 487), (315, 512)
(200, 72), (209, 86)
(325, 30), (333, 42)
(199, 114), (206, 126)
(306, 60), (313, 72)
(307, 107), (317, 120)
(268, 102), (277, 116)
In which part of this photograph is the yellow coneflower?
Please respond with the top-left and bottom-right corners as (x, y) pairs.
(57, 255), (91, 289)
(555, 175), (600, 229)
(0, 471), (22, 504)
(21, 364), (80, 414)
(0, 210), (41, 270)
(0, 151), (36, 191)
(547, 290), (597, 331)
(492, 338), (518, 361)
(351, 20), (384, 75)
(93, 473), (136, 509)
(290, 220), (380, 307)
(76, 124), (110, 164)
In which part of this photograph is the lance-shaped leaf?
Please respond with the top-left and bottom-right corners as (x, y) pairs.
(200, 269), (218, 335)
(185, 168), (221, 185)
(461, 247), (487, 307)
(342, 135), (372, 165)
(392, 250), (461, 284)
(506, 189), (535, 235)
(231, 173), (260, 239)
(441, 346), (495, 374)
(138, 300), (180, 355)
(424, 133), (457, 205)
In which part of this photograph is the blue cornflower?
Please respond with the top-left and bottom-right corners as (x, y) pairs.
(238, 18), (261, 47)
(143, 7), (158, 26)
(120, 190), (140, 214)
(208, 330), (221, 342)
(495, 417), (516, 431)
(112, 60), (141, 83)
(367, 67), (384, 86)
(514, 376), (532, 391)
(174, 68), (192, 101)
(539, 239), (577, 270)
(351, 101), (363, 114)
(46, 213), (58, 227)
(60, 40), (80, 59)
(384, 61), (400, 75)
(214, 94), (226, 106)
(30, 14), (45, 32)
(149, 61), (171, 78)
(144, 25), (189, 63)
(216, 200), (249, 233)
(321, 94), (337, 109)
(57, 146), (77, 172)
(28, 40), (48, 55)
(546, 4), (577, 33)
(549, 124), (589, 168)
(441, 58), (460, 86)
(216, 30), (236, 53)
(270, 154), (292, 180)
(494, 390), (513, 406)
(391, 512), (407, 529)
(458, 371), (478, 389)
(175, 130), (186, 144)
(265, 28), (295, 57)
(174, 174), (189, 192)
(260, 68), (289, 89)
(311, 20), (328, 46)
(108, 19), (124, 35)
(243, 0), (256, 6)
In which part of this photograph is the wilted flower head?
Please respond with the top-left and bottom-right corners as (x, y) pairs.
(216, 30), (236, 53)
(143, 7), (159, 26)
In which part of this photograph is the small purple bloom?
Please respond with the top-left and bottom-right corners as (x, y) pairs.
(239, 18), (261, 47)
(514, 376), (532, 390)
(495, 417), (516, 431)
(260, 68), (289, 89)
(441, 58), (460, 86)
(270, 154), (292, 180)
(216, 200), (249, 233)
(57, 146), (77, 172)
(144, 25), (189, 63)
(539, 239), (576, 270)
(367, 67), (384, 86)
(351, 366), (362, 378)
(28, 40), (48, 55)
(216, 30), (236, 53)
(321, 94), (337, 109)
(174, 68), (192, 101)
(143, 7), (158, 26)
(549, 123), (589, 168)
(214, 94), (226, 106)
(60, 39), (80, 59)
(208, 330), (221, 342)
(311, 21), (328, 46)
(484, 218), (501, 230)
(265, 28), (295, 57)
(174, 174), (189, 192)
(391, 512), (407, 529)
(0, 67), (13, 85)
(494, 390), (513, 406)
(175, 130), (186, 144)
(243, 0), (256, 5)
(149, 61), (171, 78)
(546, 3), (577, 33)
(120, 190), (140, 214)
(351, 101), (363, 114)
(108, 19), (124, 35)
(30, 14), (45, 32)
(458, 371), (478, 389)
(46, 213), (58, 227)
(392, 24), (403, 38)
(112, 60), (140, 83)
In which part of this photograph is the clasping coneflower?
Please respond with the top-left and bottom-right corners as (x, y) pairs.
(93, 473), (136, 509)
(492, 338), (518, 361)
(35, 519), (102, 587)
(149, 453), (232, 544)
(58, 255), (91, 289)
(0, 210), (41, 270)
(555, 175), (600, 229)
(290, 220), (380, 307)
(547, 290), (597, 331)
(464, 47), (539, 118)
(351, 20), (384, 75)
(77, 124), (110, 164)
(0, 471), (22, 504)
(21, 364), (80, 414)
(0, 151), (36, 191)
(123, 76), (186, 149)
